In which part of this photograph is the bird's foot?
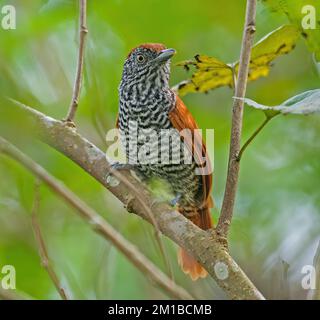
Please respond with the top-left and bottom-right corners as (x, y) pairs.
(169, 193), (182, 207)
(110, 162), (134, 171)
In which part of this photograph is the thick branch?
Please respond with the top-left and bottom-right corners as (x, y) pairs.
(217, 0), (257, 237)
(65, 0), (88, 123)
(4, 100), (265, 300)
(0, 137), (192, 301)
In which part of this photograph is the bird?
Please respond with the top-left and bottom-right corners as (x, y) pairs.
(116, 43), (213, 280)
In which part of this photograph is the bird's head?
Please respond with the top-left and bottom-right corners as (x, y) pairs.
(120, 43), (176, 90)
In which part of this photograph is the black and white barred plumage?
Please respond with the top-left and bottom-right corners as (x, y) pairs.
(117, 43), (214, 280)
(118, 44), (203, 210)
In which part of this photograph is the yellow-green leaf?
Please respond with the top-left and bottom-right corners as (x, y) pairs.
(173, 55), (233, 95)
(175, 25), (299, 96)
(248, 24), (299, 80)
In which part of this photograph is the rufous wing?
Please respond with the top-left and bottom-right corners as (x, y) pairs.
(168, 95), (213, 207)
(169, 96), (213, 281)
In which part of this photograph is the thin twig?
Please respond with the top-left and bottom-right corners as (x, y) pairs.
(216, 0), (257, 238)
(0, 137), (193, 300)
(31, 181), (69, 300)
(65, 0), (88, 123)
(237, 115), (272, 161)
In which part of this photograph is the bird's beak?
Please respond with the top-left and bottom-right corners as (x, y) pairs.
(153, 48), (176, 64)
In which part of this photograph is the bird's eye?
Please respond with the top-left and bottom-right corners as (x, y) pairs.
(136, 54), (145, 63)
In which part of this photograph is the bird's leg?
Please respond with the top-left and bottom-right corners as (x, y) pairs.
(169, 193), (182, 207)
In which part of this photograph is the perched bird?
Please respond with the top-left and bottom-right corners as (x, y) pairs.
(116, 43), (213, 280)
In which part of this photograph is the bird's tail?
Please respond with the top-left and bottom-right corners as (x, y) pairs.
(177, 199), (213, 281)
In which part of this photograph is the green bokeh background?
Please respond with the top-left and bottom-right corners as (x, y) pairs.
(0, 0), (319, 299)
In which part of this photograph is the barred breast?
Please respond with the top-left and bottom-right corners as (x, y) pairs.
(118, 88), (202, 208)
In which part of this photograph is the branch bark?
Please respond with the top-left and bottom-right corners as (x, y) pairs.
(0, 136), (193, 301)
(65, 0), (88, 123)
(216, 0), (257, 238)
(3, 100), (265, 300)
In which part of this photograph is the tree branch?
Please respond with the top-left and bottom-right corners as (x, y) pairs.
(31, 182), (70, 300)
(216, 0), (257, 238)
(3, 100), (265, 300)
(65, 0), (88, 123)
(0, 136), (193, 300)
(237, 115), (273, 161)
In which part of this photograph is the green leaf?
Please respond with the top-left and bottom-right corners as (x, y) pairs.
(241, 89), (320, 115)
(174, 56), (233, 95)
(249, 24), (299, 76)
(175, 25), (299, 96)
(261, 0), (320, 61)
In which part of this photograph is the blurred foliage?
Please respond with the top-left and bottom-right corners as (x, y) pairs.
(0, 0), (319, 300)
